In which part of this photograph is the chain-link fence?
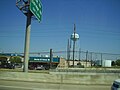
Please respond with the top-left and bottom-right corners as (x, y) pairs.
(31, 50), (120, 61)
(1, 50), (120, 68)
(28, 50), (120, 66)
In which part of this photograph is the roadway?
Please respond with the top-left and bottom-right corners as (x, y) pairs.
(0, 80), (111, 90)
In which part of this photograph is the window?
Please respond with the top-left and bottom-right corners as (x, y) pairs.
(113, 83), (119, 88)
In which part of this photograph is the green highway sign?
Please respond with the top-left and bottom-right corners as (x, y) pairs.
(30, 0), (42, 22)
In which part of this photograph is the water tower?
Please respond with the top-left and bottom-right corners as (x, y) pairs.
(71, 24), (79, 67)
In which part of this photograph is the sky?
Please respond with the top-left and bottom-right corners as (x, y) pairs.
(0, 0), (120, 55)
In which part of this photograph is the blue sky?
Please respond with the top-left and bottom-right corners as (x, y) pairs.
(0, 0), (120, 54)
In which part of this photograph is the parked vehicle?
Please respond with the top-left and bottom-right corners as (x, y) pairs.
(0, 63), (15, 69)
(35, 65), (45, 70)
(28, 65), (35, 70)
(111, 79), (120, 90)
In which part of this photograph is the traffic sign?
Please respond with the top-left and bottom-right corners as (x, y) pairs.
(30, 0), (42, 22)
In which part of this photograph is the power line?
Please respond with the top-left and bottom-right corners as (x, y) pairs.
(2, 50), (120, 56)
(0, 24), (120, 34)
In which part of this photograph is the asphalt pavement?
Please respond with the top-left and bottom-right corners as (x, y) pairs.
(0, 80), (111, 90)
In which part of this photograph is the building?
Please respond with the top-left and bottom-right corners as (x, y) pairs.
(57, 59), (92, 68)
(29, 56), (60, 70)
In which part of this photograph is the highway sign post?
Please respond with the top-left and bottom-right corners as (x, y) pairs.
(16, 0), (42, 72)
(30, 0), (42, 22)
(23, 10), (32, 72)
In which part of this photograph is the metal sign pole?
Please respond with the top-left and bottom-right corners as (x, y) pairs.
(23, 10), (32, 72)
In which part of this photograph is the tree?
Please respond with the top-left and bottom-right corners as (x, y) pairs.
(9, 56), (22, 64)
(115, 59), (120, 66)
(77, 62), (81, 66)
(111, 61), (116, 66)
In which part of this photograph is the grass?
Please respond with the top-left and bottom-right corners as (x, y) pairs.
(0, 68), (49, 74)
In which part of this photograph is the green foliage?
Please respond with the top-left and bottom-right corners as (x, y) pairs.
(9, 56), (22, 63)
(115, 59), (120, 66)
(111, 61), (116, 66)
(77, 63), (81, 66)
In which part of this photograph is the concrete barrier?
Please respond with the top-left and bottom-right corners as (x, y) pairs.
(0, 71), (120, 85)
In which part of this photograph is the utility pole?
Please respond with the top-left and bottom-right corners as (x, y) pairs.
(73, 24), (76, 68)
(67, 39), (70, 67)
(70, 24), (79, 68)
(101, 53), (103, 67)
(79, 48), (81, 64)
(23, 10), (32, 72)
(91, 52), (92, 67)
(86, 50), (88, 67)
(50, 49), (53, 69)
